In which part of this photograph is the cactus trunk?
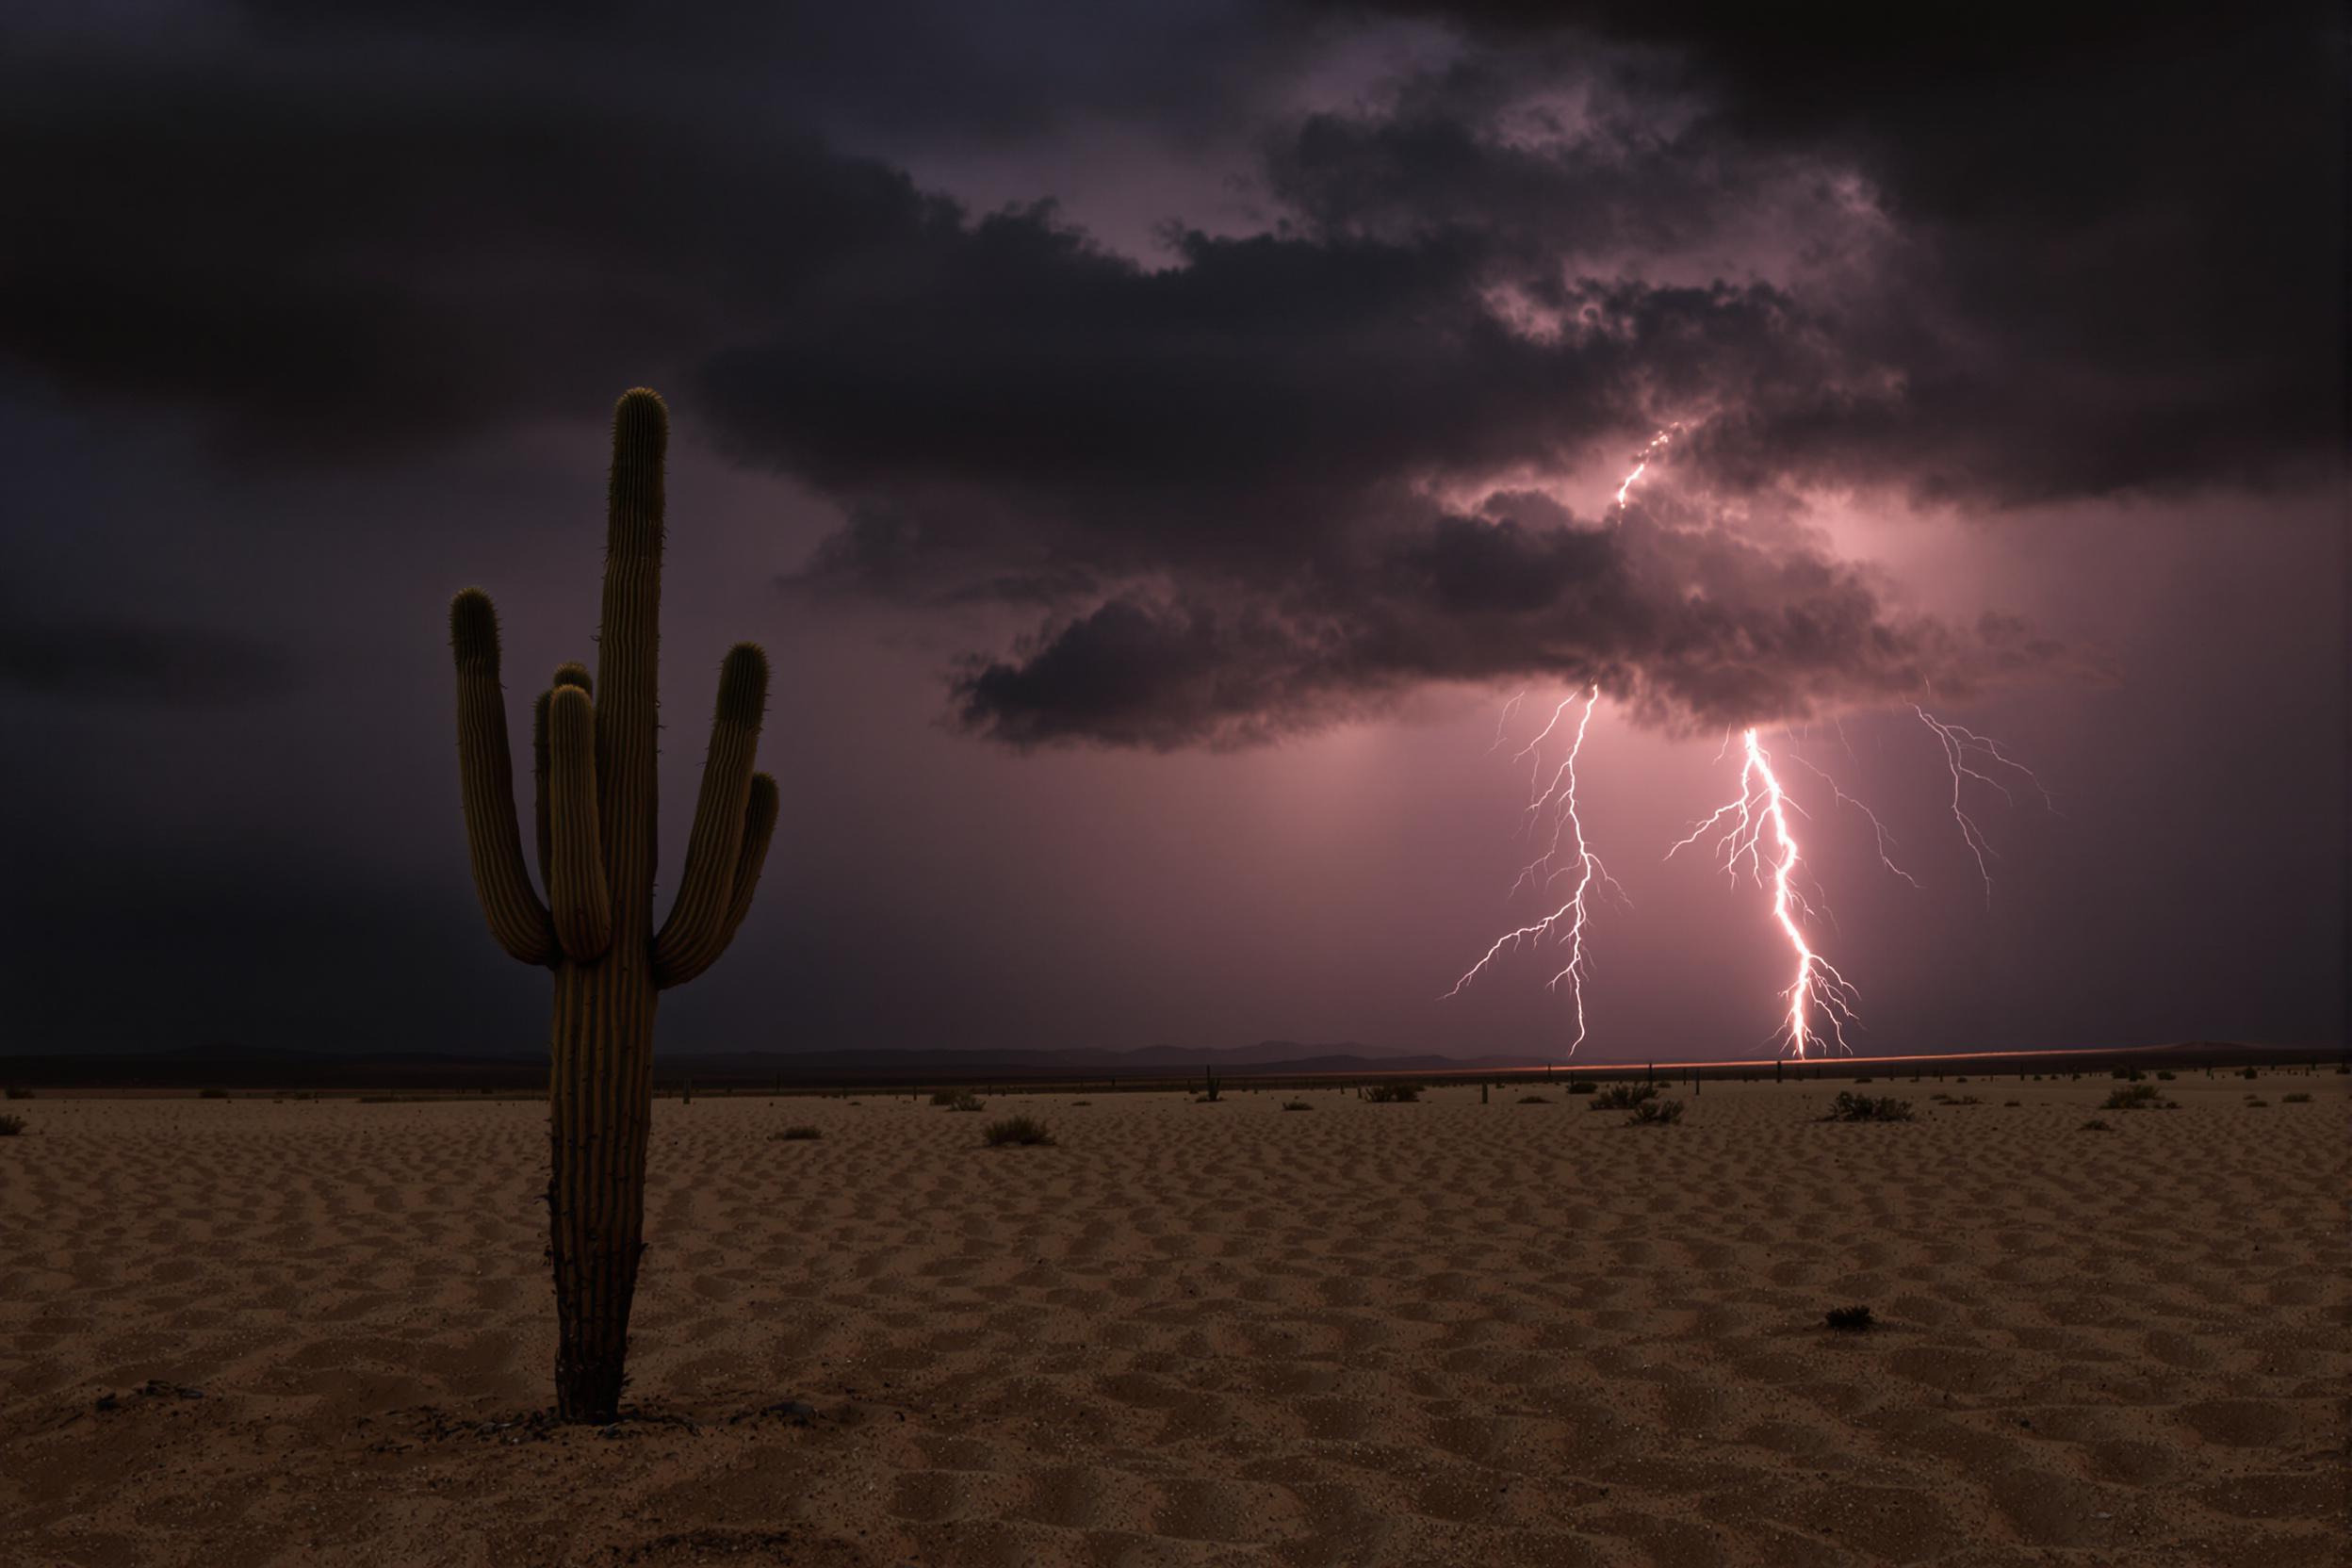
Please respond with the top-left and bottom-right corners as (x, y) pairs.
(450, 388), (776, 1425)
(547, 956), (655, 1421)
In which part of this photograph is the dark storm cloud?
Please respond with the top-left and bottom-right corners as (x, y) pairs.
(1298, 2), (2341, 502)
(0, 1), (2328, 749)
(951, 489), (2081, 749)
(0, 41), (954, 456)
(0, 619), (298, 707)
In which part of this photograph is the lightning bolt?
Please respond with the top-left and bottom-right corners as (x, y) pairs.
(1782, 749), (1920, 889)
(1670, 728), (1860, 1057)
(1914, 705), (2056, 903)
(1613, 425), (1679, 509)
(1439, 423), (2054, 1063)
(1446, 684), (1623, 1054)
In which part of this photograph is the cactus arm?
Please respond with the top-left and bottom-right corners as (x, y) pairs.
(546, 686), (613, 963)
(724, 772), (780, 948)
(596, 389), (668, 944)
(449, 587), (556, 966)
(534, 663), (595, 893)
(653, 644), (768, 987)
(662, 772), (777, 989)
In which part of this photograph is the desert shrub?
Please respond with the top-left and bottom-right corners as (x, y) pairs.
(936, 1091), (984, 1113)
(1822, 1091), (1914, 1123)
(0, 1114), (24, 1136)
(2155, 1070), (2176, 1081)
(982, 1116), (1055, 1147)
(2003, 1100), (2021, 1107)
(1955, 1077), (1969, 1084)
(1852, 1076), (1873, 1085)
(2080, 1118), (2114, 1132)
(2282, 1092), (2311, 1103)
(1516, 1094), (1552, 1105)
(1825, 1305), (1874, 1331)
(1070, 1101), (1092, 1107)
(198, 1087), (229, 1100)
(2240, 1067), (2259, 1080)
(775, 1125), (822, 1141)
(2110, 1067), (2133, 1080)
(1625, 1098), (1685, 1127)
(2100, 1084), (2178, 1111)
(1364, 1082), (1423, 1103)
(2, 1086), (29, 1100)
(1567, 1080), (1598, 1095)
(1281, 1100), (1312, 1112)
(1591, 1083), (1658, 1112)
(2246, 1098), (2269, 1108)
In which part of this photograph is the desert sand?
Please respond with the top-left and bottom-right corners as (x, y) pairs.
(1, 1071), (2344, 1567)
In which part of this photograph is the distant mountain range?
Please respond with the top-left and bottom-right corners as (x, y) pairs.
(0, 1037), (2318, 1090)
(0, 1040), (1560, 1089)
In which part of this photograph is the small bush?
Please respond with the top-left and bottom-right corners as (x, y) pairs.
(1070, 1101), (1092, 1107)
(937, 1091), (984, 1113)
(1625, 1098), (1685, 1127)
(198, 1087), (229, 1100)
(2, 1086), (29, 1100)
(2240, 1067), (2259, 1080)
(982, 1116), (1055, 1147)
(1823, 1091), (1914, 1123)
(775, 1125), (822, 1141)
(0, 1114), (24, 1136)
(1364, 1082), (1423, 1103)
(2003, 1100), (2021, 1107)
(1825, 1305), (1874, 1331)
(2155, 1070), (2175, 1081)
(1566, 1080), (1598, 1095)
(1591, 1083), (1658, 1112)
(2246, 1098), (2269, 1108)
(2101, 1084), (2177, 1111)
(1281, 1100), (1312, 1112)
(1931, 1094), (1984, 1106)
(1516, 1094), (1552, 1104)
(2282, 1092), (2311, 1103)
(2080, 1118), (2114, 1132)
(1852, 1076), (1873, 1085)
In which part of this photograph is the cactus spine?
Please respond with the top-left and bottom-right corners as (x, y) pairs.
(449, 388), (776, 1424)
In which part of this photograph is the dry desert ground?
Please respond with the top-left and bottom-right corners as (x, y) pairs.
(2, 1070), (2345, 1567)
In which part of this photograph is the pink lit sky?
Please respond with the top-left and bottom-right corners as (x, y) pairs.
(3, 2), (2341, 1060)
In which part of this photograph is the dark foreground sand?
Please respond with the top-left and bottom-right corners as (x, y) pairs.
(2, 1071), (2344, 1566)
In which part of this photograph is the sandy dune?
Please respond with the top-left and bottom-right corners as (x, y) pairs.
(2, 1072), (2344, 1566)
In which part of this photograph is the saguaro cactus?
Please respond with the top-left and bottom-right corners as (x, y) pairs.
(449, 388), (777, 1423)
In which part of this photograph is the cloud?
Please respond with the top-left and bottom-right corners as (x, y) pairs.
(0, 2), (2322, 750)
(948, 478), (2084, 748)
(1290, 2), (2342, 502)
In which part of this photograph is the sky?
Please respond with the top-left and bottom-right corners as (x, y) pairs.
(2, 1), (2343, 1061)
